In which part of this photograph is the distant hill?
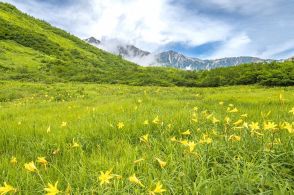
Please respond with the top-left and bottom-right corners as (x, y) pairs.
(0, 2), (293, 87)
(85, 37), (272, 70)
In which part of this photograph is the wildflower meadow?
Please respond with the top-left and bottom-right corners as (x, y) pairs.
(0, 81), (294, 194)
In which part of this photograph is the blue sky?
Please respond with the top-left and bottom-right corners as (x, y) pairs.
(3, 0), (294, 59)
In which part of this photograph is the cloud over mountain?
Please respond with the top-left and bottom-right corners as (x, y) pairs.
(3, 0), (294, 59)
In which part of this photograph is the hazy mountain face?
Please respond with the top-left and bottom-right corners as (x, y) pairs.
(85, 37), (272, 70)
(85, 37), (148, 57)
(85, 37), (157, 66)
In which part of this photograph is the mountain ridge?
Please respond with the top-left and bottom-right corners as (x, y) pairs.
(85, 37), (273, 70)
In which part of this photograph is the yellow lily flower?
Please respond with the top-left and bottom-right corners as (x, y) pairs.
(117, 122), (125, 129)
(129, 174), (145, 187)
(44, 181), (61, 195)
(24, 161), (38, 173)
(140, 134), (149, 143)
(155, 158), (167, 169)
(228, 135), (241, 142)
(150, 182), (166, 194)
(0, 182), (17, 194)
(181, 130), (191, 135)
(98, 169), (114, 185)
(10, 156), (17, 165)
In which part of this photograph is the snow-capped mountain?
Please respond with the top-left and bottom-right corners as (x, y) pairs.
(155, 50), (205, 70)
(154, 51), (269, 70)
(85, 37), (272, 70)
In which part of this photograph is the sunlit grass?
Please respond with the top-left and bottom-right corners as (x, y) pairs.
(0, 81), (294, 194)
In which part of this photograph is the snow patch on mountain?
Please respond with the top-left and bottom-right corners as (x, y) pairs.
(85, 37), (273, 70)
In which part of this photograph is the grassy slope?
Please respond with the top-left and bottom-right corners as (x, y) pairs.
(0, 81), (294, 194)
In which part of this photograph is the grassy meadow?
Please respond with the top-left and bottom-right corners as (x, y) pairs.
(0, 81), (294, 194)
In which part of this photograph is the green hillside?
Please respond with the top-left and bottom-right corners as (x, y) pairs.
(0, 2), (293, 87)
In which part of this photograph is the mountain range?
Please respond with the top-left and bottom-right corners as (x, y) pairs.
(85, 37), (272, 70)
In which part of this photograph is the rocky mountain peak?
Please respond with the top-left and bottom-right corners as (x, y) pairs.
(84, 37), (101, 45)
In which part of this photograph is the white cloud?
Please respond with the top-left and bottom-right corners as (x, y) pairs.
(198, 0), (279, 15)
(209, 33), (253, 58)
(258, 39), (294, 59)
(4, 0), (233, 52)
(89, 37), (157, 66)
(3, 0), (294, 59)
(87, 0), (232, 52)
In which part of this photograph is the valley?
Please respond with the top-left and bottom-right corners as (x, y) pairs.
(0, 1), (294, 194)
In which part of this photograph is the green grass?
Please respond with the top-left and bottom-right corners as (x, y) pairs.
(0, 40), (51, 70)
(0, 81), (294, 194)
